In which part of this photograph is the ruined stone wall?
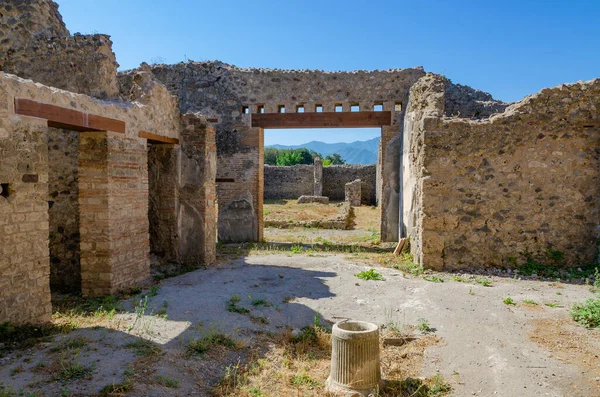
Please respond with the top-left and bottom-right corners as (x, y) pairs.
(323, 165), (376, 204)
(402, 74), (446, 266)
(1, 34), (119, 99)
(263, 164), (377, 204)
(142, 62), (429, 241)
(263, 165), (314, 200)
(405, 76), (600, 270)
(0, 1), (119, 99)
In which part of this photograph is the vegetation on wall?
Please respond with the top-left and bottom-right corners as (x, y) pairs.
(264, 147), (345, 166)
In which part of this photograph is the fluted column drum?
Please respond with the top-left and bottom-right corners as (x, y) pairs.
(327, 320), (381, 395)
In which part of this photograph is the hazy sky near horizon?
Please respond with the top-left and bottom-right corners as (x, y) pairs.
(55, 0), (600, 145)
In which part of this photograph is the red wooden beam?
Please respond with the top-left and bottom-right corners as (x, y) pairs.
(251, 111), (391, 129)
(139, 131), (180, 144)
(14, 98), (126, 134)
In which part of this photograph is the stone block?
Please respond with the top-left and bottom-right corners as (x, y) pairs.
(297, 195), (329, 204)
(345, 179), (362, 207)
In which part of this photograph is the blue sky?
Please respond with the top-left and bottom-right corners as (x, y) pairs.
(56, 0), (599, 145)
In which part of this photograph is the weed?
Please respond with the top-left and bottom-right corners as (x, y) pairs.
(383, 374), (452, 396)
(544, 302), (563, 308)
(98, 381), (133, 396)
(556, 291), (562, 295)
(59, 359), (94, 381)
(503, 297), (515, 305)
(423, 275), (444, 283)
(251, 316), (270, 325)
(290, 371), (320, 388)
(355, 269), (384, 281)
(523, 299), (538, 305)
(570, 296), (600, 328)
(282, 296), (293, 303)
(251, 299), (271, 307)
(290, 244), (303, 254)
(125, 339), (162, 356)
(475, 278), (492, 287)
(468, 287), (474, 295)
(156, 375), (179, 388)
(148, 286), (160, 297)
(453, 275), (468, 282)
(187, 333), (237, 357)
(227, 294), (251, 314)
(417, 318), (433, 333)
(50, 336), (89, 353)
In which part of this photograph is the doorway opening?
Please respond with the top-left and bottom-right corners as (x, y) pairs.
(262, 126), (382, 247)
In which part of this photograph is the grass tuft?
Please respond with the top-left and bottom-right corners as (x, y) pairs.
(355, 269), (384, 281)
(570, 296), (600, 328)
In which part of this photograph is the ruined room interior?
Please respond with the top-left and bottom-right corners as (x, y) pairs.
(0, 1), (599, 396)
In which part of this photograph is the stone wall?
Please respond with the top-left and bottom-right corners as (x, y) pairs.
(0, 1), (119, 99)
(323, 165), (376, 204)
(0, 112), (52, 324)
(263, 164), (377, 205)
(263, 165), (314, 200)
(404, 74), (600, 270)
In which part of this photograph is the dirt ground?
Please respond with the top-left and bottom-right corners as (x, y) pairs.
(1, 252), (599, 396)
(264, 201), (381, 245)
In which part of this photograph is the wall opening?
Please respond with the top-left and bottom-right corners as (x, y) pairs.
(47, 127), (81, 294)
(262, 127), (382, 246)
(0, 183), (9, 198)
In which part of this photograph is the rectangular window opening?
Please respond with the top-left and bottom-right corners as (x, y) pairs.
(278, 105), (286, 114)
(296, 105), (305, 113)
(394, 102), (403, 112)
(242, 106), (249, 114)
(374, 103), (383, 112)
(315, 104), (323, 113)
(350, 104), (360, 112)
(335, 104), (343, 112)
(257, 105), (265, 114)
(0, 183), (9, 198)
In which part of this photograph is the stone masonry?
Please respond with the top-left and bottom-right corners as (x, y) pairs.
(403, 74), (600, 270)
(345, 179), (362, 207)
(264, 164), (377, 205)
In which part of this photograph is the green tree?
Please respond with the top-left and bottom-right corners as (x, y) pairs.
(264, 148), (279, 165)
(324, 153), (345, 165)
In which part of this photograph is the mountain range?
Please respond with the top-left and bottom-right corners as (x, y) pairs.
(267, 137), (379, 164)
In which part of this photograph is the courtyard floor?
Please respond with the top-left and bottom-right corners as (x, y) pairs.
(1, 250), (599, 396)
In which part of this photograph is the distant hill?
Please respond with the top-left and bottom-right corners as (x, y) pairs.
(268, 137), (379, 165)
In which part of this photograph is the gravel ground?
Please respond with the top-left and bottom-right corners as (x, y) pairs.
(1, 253), (598, 396)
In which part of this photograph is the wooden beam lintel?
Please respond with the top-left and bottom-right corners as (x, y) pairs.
(139, 131), (180, 144)
(14, 98), (126, 134)
(251, 111), (392, 129)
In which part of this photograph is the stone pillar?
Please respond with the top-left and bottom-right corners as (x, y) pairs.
(314, 157), (323, 196)
(345, 179), (362, 206)
(148, 143), (180, 263)
(380, 125), (401, 242)
(179, 113), (217, 265)
(78, 131), (149, 297)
